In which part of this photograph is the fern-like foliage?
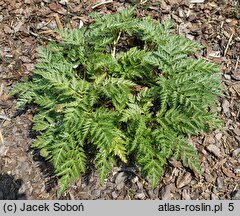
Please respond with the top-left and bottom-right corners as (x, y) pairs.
(11, 8), (222, 195)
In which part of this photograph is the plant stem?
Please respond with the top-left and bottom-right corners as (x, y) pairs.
(112, 31), (122, 58)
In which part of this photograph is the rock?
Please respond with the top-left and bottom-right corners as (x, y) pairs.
(134, 192), (145, 199)
(131, 176), (138, 184)
(216, 177), (224, 190)
(233, 166), (240, 174)
(206, 144), (222, 158)
(112, 191), (118, 199)
(178, 8), (184, 17)
(231, 190), (240, 200)
(59, 0), (68, 5)
(222, 99), (230, 114)
(48, 21), (57, 30)
(79, 20), (84, 28)
(176, 172), (192, 189)
(215, 133), (223, 141)
(186, 34), (195, 40)
(224, 74), (231, 80)
(115, 172), (127, 190)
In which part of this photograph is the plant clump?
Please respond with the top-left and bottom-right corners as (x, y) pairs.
(12, 8), (222, 195)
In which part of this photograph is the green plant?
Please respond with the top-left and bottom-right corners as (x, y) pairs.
(11, 8), (222, 195)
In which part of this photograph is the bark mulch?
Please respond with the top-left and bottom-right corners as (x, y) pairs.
(0, 0), (239, 200)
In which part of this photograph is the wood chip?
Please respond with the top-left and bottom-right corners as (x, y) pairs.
(92, 0), (113, 9)
(0, 129), (4, 145)
(176, 172), (192, 189)
(49, 2), (67, 15)
(222, 166), (237, 178)
(206, 144), (222, 158)
(54, 14), (63, 30)
(190, 0), (204, 3)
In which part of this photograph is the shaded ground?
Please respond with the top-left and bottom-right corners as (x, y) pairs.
(0, 174), (26, 200)
(0, 0), (240, 199)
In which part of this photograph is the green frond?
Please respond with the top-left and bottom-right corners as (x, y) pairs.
(95, 150), (116, 183)
(12, 7), (222, 194)
(177, 139), (201, 175)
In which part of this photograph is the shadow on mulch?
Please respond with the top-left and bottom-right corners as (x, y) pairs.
(31, 149), (57, 193)
(0, 174), (26, 200)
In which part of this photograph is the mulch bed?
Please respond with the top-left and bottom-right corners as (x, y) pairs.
(0, 0), (239, 200)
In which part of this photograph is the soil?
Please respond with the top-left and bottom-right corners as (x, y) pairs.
(0, 0), (240, 200)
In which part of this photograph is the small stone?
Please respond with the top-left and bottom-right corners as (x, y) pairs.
(18, 184), (26, 194)
(79, 20), (84, 29)
(115, 172), (127, 190)
(131, 176), (138, 184)
(224, 74), (231, 80)
(59, 0), (68, 5)
(111, 191), (118, 199)
(186, 34), (195, 40)
(178, 9), (184, 17)
(231, 190), (240, 200)
(206, 144), (222, 158)
(215, 133), (222, 140)
(217, 106), (222, 112)
(216, 177), (224, 190)
(233, 166), (240, 174)
(36, 22), (45, 29)
(135, 192), (145, 199)
(48, 21), (57, 30)
(222, 99), (230, 114)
